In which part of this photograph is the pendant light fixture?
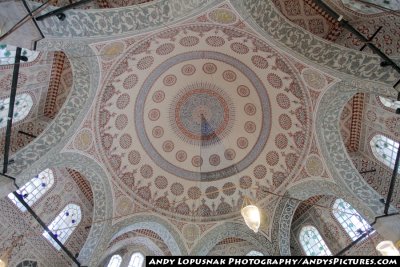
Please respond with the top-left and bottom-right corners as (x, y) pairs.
(376, 240), (400, 256)
(241, 196), (261, 233)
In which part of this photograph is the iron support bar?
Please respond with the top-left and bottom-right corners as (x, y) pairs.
(359, 168), (376, 174)
(316, 0), (400, 76)
(360, 26), (382, 51)
(12, 192), (81, 266)
(18, 131), (37, 138)
(35, 0), (93, 21)
(2, 47), (22, 174)
(384, 145), (400, 215)
(336, 227), (375, 255)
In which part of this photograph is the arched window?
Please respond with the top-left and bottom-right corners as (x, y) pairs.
(43, 204), (82, 250)
(379, 96), (400, 110)
(332, 199), (372, 241)
(0, 44), (39, 65)
(16, 260), (38, 267)
(370, 135), (399, 172)
(128, 252), (144, 267)
(8, 168), (54, 212)
(246, 250), (263, 256)
(107, 255), (122, 267)
(299, 226), (332, 256)
(0, 93), (34, 128)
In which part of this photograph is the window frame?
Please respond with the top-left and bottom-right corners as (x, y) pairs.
(299, 225), (332, 256)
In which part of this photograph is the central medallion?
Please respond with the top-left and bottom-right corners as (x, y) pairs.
(170, 83), (234, 146)
(135, 51), (271, 181)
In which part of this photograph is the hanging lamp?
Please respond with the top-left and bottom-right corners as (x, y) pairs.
(241, 196), (261, 233)
(376, 240), (400, 256)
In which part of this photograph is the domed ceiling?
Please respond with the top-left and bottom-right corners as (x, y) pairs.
(90, 4), (316, 223)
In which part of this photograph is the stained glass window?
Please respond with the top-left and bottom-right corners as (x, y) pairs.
(332, 198), (372, 241)
(107, 255), (122, 267)
(299, 226), (332, 256)
(370, 135), (399, 172)
(8, 168), (54, 212)
(246, 250), (263, 256)
(0, 93), (33, 128)
(43, 204), (82, 250)
(379, 97), (400, 110)
(128, 252), (144, 267)
(0, 44), (39, 66)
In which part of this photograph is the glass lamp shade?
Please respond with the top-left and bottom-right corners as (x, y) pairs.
(241, 204), (261, 233)
(0, 259), (5, 267)
(376, 241), (400, 256)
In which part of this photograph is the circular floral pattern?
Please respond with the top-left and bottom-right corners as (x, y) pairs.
(180, 36), (200, 47)
(252, 55), (268, 69)
(128, 150), (141, 165)
(203, 62), (217, 74)
(163, 75), (177, 86)
(188, 186), (202, 199)
(223, 182), (236, 196)
(237, 85), (250, 97)
(176, 150), (187, 162)
(277, 93), (290, 109)
(152, 90), (165, 103)
(209, 154), (221, 166)
(117, 93), (130, 109)
(182, 64), (196, 75)
(119, 134), (132, 149)
(253, 165), (267, 179)
(267, 73), (283, 89)
(191, 156), (203, 167)
(302, 68), (326, 90)
(305, 155), (324, 176)
(237, 137), (249, 149)
(208, 9), (237, 24)
(148, 109), (160, 121)
(244, 103), (256, 116)
(230, 42), (249, 54)
(140, 164), (153, 178)
(244, 121), (256, 133)
(123, 74), (138, 89)
(74, 129), (93, 151)
(275, 133), (288, 149)
(116, 196), (133, 216)
(279, 114), (292, 130)
(155, 176), (168, 189)
(266, 151), (279, 166)
(152, 126), (164, 138)
(224, 149), (236, 160)
(206, 186), (219, 199)
(156, 43), (175, 55)
(171, 182), (184, 196)
(137, 56), (154, 70)
(240, 176), (252, 189)
(162, 140), (174, 152)
(206, 36), (225, 47)
(115, 114), (128, 130)
(222, 70), (237, 82)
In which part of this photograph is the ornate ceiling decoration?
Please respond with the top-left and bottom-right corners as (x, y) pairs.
(94, 5), (313, 222)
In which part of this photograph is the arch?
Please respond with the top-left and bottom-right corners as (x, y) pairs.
(43, 203), (82, 249)
(273, 179), (377, 255)
(370, 134), (399, 171)
(128, 252), (144, 267)
(299, 226), (332, 256)
(332, 198), (372, 241)
(8, 168), (54, 212)
(190, 222), (273, 256)
(108, 214), (187, 256)
(315, 81), (397, 216)
(103, 236), (164, 262)
(0, 93), (33, 128)
(107, 255), (122, 267)
(15, 260), (38, 267)
(10, 152), (113, 266)
(246, 250), (263, 256)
